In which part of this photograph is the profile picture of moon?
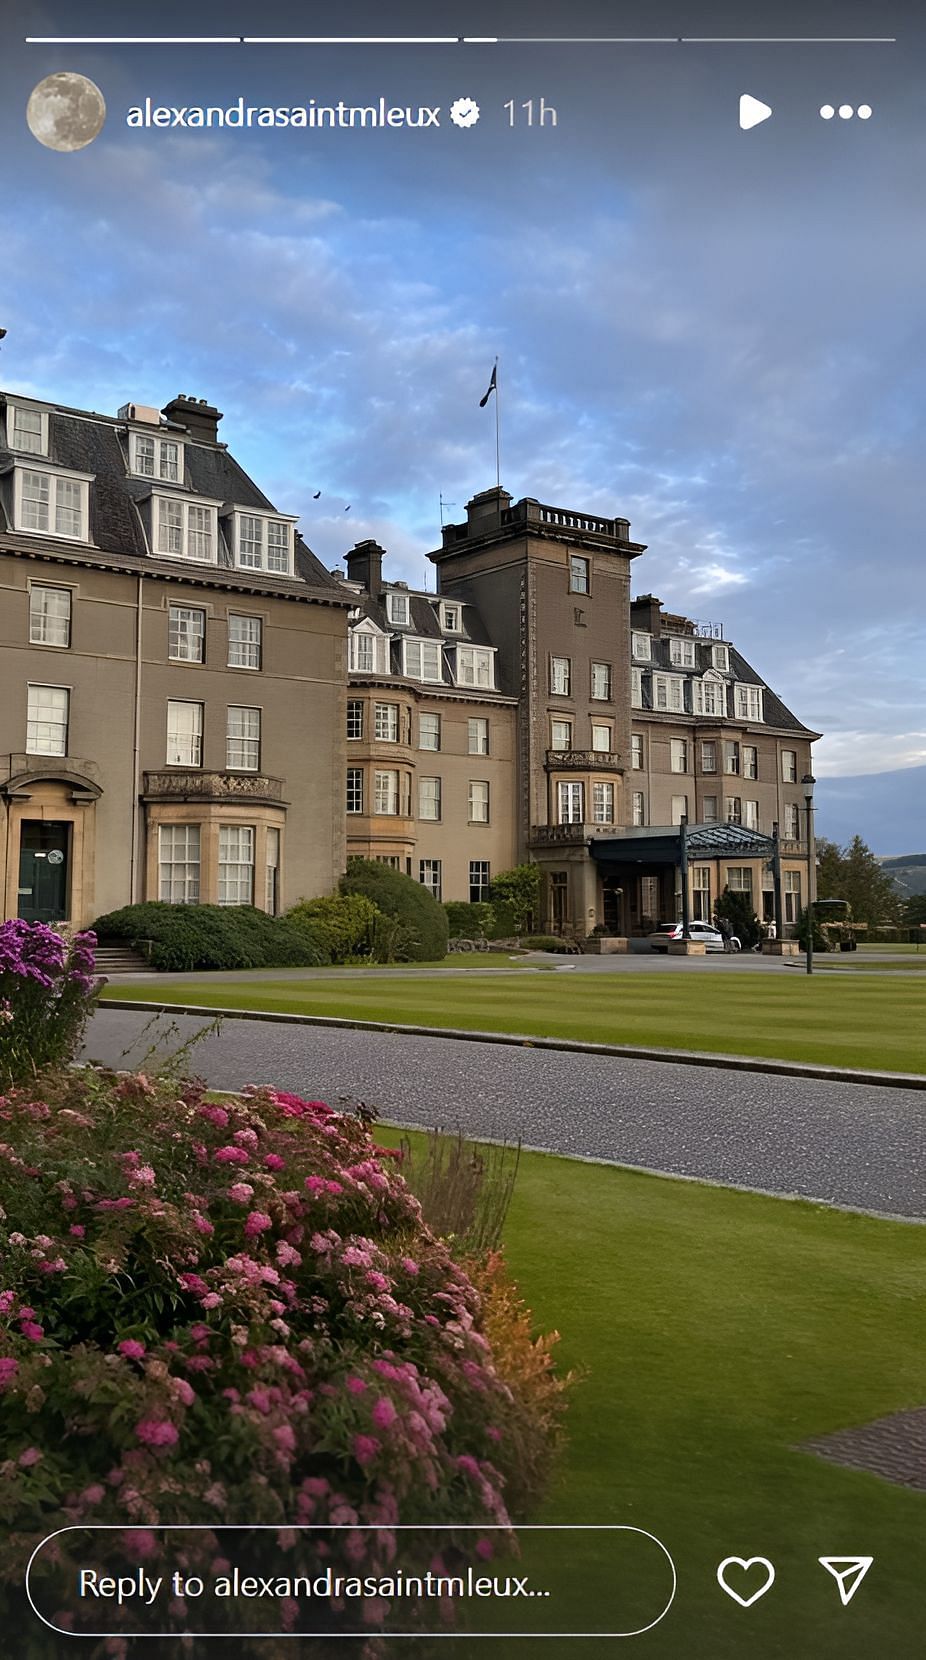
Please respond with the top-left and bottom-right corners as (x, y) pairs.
(26, 72), (106, 152)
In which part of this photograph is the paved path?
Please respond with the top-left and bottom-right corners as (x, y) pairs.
(84, 1009), (926, 1220)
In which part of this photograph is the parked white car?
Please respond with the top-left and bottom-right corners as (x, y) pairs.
(648, 921), (741, 952)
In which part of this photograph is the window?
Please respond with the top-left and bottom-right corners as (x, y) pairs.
(168, 605), (206, 663)
(692, 866), (711, 922)
(469, 860), (491, 903)
(551, 719), (573, 750)
(782, 749), (798, 783)
(591, 661), (612, 701)
(419, 712), (441, 751)
(375, 856), (400, 868)
(734, 683), (764, 722)
(468, 780), (490, 823)
(693, 678), (726, 717)
(783, 802), (800, 839)
(346, 767), (363, 813)
(227, 614), (262, 670)
(669, 637), (696, 667)
(419, 859), (442, 900)
(131, 433), (181, 482)
(17, 467), (89, 540)
(10, 405), (47, 454)
(374, 702), (399, 742)
(26, 684), (69, 755)
(591, 723), (612, 753)
(455, 645), (494, 688)
(743, 745), (758, 780)
(701, 740), (717, 772)
(592, 781), (614, 824)
(265, 827), (281, 915)
(744, 800), (759, 830)
(440, 603), (460, 633)
(374, 770), (399, 814)
(158, 824), (201, 904)
(712, 644), (730, 673)
(468, 717), (489, 755)
(631, 667), (644, 708)
(551, 656), (571, 696)
(784, 870), (802, 924)
(670, 738), (688, 773)
(166, 700), (202, 767)
(632, 632), (651, 660)
(727, 867), (753, 896)
(631, 735), (643, 769)
(346, 700), (364, 740)
(653, 674), (685, 713)
(726, 796), (742, 825)
(557, 781), (584, 824)
(155, 496), (218, 563)
(29, 586), (71, 648)
(227, 706), (261, 771)
(218, 825), (254, 905)
(724, 740), (740, 775)
(671, 794), (688, 825)
(419, 777), (442, 821)
(631, 790), (646, 826)
(386, 591), (410, 626)
(702, 794), (718, 824)
(235, 514), (292, 574)
(350, 631), (378, 673)
(404, 639), (444, 682)
(569, 554), (590, 594)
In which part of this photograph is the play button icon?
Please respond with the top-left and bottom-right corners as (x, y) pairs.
(739, 93), (773, 130)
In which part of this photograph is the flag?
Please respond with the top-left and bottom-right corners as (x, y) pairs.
(479, 364), (497, 407)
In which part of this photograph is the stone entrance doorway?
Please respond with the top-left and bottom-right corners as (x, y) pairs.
(18, 820), (70, 922)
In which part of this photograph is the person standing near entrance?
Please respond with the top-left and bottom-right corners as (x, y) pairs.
(717, 913), (734, 953)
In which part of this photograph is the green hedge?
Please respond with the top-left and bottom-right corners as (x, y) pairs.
(444, 901), (495, 939)
(286, 892), (380, 961)
(340, 860), (449, 962)
(93, 903), (330, 973)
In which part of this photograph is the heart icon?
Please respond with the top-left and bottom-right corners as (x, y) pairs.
(716, 1556), (776, 1607)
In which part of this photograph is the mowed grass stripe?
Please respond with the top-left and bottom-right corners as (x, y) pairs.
(102, 971), (926, 1074)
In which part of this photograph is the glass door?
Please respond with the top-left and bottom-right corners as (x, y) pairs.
(18, 821), (70, 923)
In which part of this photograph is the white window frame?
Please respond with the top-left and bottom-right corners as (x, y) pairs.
(455, 645), (495, 689)
(727, 867), (753, 896)
(671, 794), (689, 825)
(374, 702), (400, 742)
(419, 858), (442, 900)
(782, 749), (798, 783)
(8, 403), (48, 456)
(349, 627), (387, 674)
(386, 590), (411, 626)
(26, 683), (69, 755)
(467, 717), (489, 755)
(231, 510), (295, 576)
(557, 781), (584, 824)
(670, 738), (688, 774)
(701, 740), (717, 772)
(592, 781), (614, 824)
(702, 795), (718, 824)
(226, 705), (261, 772)
(784, 870), (802, 924)
(29, 585), (72, 648)
(468, 780), (490, 823)
(693, 677), (726, 717)
(631, 667), (644, 708)
(419, 776), (442, 821)
(712, 644), (730, 673)
(440, 602), (461, 633)
(744, 800), (759, 830)
(347, 700), (364, 741)
(129, 431), (183, 484)
(469, 860), (491, 903)
(724, 741), (740, 775)
(551, 719), (573, 750)
(551, 656), (571, 696)
(166, 699), (203, 767)
(14, 462), (92, 542)
(669, 637), (696, 668)
(158, 824), (201, 904)
(591, 723), (612, 753)
(783, 802), (800, 839)
(631, 734), (644, 770)
(743, 745), (758, 780)
(569, 554), (590, 594)
(374, 769), (400, 815)
(631, 790), (646, 827)
(346, 767), (363, 813)
(168, 605), (206, 664)
(726, 796), (743, 825)
(591, 661), (612, 701)
(734, 683), (764, 723)
(154, 492), (221, 564)
(653, 673), (686, 714)
(265, 826), (281, 915)
(403, 638), (444, 683)
(218, 825), (255, 906)
(227, 613), (262, 671)
(419, 712), (441, 751)
(631, 632), (651, 661)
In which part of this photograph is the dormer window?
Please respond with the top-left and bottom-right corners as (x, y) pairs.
(154, 493), (219, 563)
(387, 591), (410, 626)
(669, 637), (696, 668)
(454, 645), (495, 689)
(693, 675), (726, 717)
(440, 602), (461, 633)
(712, 644), (730, 673)
(632, 632), (651, 660)
(8, 403), (48, 456)
(734, 683), (764, 723)
(13, 462), (92, 542)
(232, 511), (294, 575)
(403, 638), (443, 682)
(349, 624), (389, 674)
(130, 431), (183, 483)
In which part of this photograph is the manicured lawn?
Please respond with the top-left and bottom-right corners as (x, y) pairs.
(102, 970), (926, 1074)
(389, 1137), (924, 1657)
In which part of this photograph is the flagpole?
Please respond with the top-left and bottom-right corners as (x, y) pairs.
(494, 356), (500, 490)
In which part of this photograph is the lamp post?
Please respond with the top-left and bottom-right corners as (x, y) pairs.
(801, 773), (816, 975)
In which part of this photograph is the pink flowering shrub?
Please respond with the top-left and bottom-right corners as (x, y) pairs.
(0, 1067), (566, 1654)
(0, 921), (98, 1087)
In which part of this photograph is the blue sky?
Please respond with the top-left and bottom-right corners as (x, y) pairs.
(3, 0), (924, 780)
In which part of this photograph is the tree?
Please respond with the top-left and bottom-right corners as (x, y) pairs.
(714, 887), (761, 950)
(490, 864), (541, 934)
(903, 893), (926, 927)
(815, 834), (903, 928)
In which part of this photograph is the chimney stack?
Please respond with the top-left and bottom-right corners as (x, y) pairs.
(161, 395), (223, 444)
(345, 539), (386, 598)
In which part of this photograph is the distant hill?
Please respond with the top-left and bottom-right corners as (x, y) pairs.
(815, 765), (925, 857)
(879, 853), (926, 898)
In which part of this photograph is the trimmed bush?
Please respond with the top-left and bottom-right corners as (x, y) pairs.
(93, 902), (330, 973)
(0, 921), (99, 1087)
(340, 861), (448, 962)
(286, 892), (379, 962)
(520, 935), (572, 953)
(489, 866), (541, 934)
(0, 1069), (567, 1650)
(444, 901), (495, 939)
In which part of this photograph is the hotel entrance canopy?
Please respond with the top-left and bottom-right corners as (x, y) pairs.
(589, 823), (777, 867)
